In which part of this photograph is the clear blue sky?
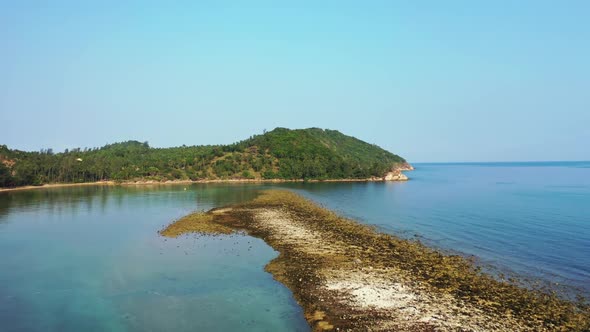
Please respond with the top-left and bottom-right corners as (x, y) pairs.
(1, 1), (588, 162)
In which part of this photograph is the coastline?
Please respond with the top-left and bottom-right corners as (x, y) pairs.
(0, 181), (119, 192)
(161, 190), (589, 331)
(0, 171), (411, 193)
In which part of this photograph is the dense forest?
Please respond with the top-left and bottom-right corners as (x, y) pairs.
(0, 128), (406, 187)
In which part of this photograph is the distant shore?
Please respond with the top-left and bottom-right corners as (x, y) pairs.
(0, 174), (410, 193)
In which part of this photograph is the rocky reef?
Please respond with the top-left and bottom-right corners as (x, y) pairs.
(160, 190), (589, 331)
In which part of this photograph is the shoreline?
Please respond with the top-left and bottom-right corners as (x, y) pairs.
(161, 190), (589, 331)
(0, 174), (410, 193)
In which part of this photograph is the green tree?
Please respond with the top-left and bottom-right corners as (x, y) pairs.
(0, 128), (407, 186)
(0, 163), (13, 187)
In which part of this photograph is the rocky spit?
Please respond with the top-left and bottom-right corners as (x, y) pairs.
(160, 190), (589, 332)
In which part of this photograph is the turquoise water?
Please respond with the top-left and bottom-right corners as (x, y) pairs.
(0, 185), (309, 332)
(1, 162), (589, 331)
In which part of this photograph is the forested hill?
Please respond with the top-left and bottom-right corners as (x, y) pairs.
(0, 128), (407, 187)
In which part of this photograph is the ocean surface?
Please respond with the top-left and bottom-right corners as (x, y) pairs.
(0, 162), (589, 331)
(294, 162), (590, 295)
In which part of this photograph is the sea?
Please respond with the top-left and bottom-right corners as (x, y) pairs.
(0, 162), (588, 331)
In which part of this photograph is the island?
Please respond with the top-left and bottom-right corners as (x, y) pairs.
(1, 127), (412, 190)
(161, 190), (590, 332)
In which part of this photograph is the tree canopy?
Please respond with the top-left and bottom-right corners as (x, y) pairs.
(0, 128), (406, 187)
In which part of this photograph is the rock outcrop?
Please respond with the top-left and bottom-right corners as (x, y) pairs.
(397, 162), (414, 171)
(384, 170), (408, 181)
(383, 162), (413, 181)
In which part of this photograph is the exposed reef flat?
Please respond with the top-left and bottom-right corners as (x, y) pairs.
(161, 190), (589, 331)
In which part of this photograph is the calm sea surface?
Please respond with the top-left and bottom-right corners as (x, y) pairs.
(0, 162), (589, 331)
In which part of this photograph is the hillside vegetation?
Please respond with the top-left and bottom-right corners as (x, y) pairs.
(0, 128), (406, 187)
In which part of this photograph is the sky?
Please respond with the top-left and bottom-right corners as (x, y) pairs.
(1, 1), (588, 162)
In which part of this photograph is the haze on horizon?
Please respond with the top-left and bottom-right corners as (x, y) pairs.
(1, 1), (588, 162)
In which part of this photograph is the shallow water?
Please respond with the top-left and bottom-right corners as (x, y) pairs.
(1, 162), (589, 331)
(0, 185), (309, 332)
